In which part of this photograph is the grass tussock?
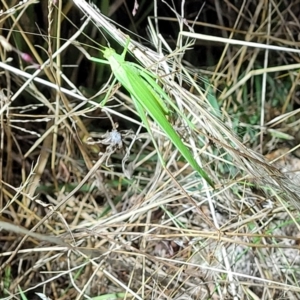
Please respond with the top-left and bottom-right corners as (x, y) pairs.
(1, 1), (300, 299)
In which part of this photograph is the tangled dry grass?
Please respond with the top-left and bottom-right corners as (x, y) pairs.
(1, 1), (300, 299)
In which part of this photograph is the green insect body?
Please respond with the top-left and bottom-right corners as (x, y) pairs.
(89, 42), (214, 188)
(103, 48), (169, 115)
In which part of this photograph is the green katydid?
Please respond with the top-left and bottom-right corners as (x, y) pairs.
(83, 38), (215, 188)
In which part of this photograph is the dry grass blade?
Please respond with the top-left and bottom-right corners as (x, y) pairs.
(1, 1), (300, 299)
(74, 0), (300, 209)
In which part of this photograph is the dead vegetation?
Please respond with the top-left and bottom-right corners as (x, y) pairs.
(1, 1), (300, 299)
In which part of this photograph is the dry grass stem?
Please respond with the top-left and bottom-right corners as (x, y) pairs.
(1, 1), (300, 299)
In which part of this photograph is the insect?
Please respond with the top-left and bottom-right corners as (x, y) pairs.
(80, 38), (214, 188)
(87, 124), (135, 153)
